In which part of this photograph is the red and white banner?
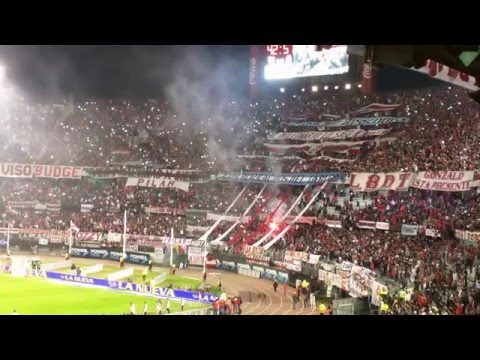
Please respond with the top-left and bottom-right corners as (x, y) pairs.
(410, 171), (473, 192)
(284, 215), (320, 225)
(349, 172), (412, 192)
(125, 177), (190, 192)
(145, 207), (186, 216)
(0, 164), (83, 179)
(351, 103), (400, 115)
(243, 245), (266, 257)
(7, 201), (37, 209)
(75, 232), (104, 241)
(268, 128), (391, 141)
(376, 222), (390, 231)
(412, 59), (478, 92)
(291, 251), (309, 262)
(357, 220), (376, 230)
(188, 246), (205, 266)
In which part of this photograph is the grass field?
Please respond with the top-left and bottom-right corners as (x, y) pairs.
(55, 265), (162, 284)
(158, 274), (202, 290)
(0, 273), (209, 315)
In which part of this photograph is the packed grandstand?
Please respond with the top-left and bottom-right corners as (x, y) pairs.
(1, 82), (480, 315)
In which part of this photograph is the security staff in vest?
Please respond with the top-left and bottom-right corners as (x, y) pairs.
(319, 303), (326, 315)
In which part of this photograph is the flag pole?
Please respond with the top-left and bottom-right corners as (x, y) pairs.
(69, 221), (73, 254)
(6, 222), (10, 254)
(203, 238), (207, 273)
(123, 209), (127, 257)
(170, 227), (174, 266)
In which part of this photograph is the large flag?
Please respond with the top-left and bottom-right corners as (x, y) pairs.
(351, 103), (400, 115)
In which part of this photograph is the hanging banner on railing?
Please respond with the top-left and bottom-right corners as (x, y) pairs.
(145, 207), (186, 216)
(356, 220), (376, 230)
(376, 222), (390, 231)
(125, 178), (190, 192)
(455, 229), (480, 243)
(217, 172), (346, 185)
(349, 172), (412, 192)
(206, 213), (251, 223)
(410, 171), (473, 192)
(425, 228), (440, 238)
(401, 224), (419, 236)
(0, 163), (83, 179)
(267, 128), (391, 141)
(325, 117), (409, 128)
(325, 220), (342, 228)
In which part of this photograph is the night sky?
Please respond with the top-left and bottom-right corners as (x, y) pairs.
(0, 45), (250, 100)
(0, 45), (440, 101)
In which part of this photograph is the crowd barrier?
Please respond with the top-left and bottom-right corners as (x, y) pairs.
(70, 247), (150, 265)
(45, 271), (219, 303)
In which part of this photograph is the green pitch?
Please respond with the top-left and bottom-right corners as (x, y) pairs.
(0, 273), (209, 315)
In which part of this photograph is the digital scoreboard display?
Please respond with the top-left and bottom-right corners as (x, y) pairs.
(263, 45), (349, 80)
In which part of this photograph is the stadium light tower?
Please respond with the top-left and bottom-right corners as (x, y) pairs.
(280, 87), (285, 93)
(345, 83), (352, 90)
(312, 85), (318, 92)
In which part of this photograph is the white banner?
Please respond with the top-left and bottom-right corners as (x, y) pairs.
(401, 224), (419, 236)
(326, 117), (409, 128)
(206, 213), (251, 223)
(425, 228), (440, 238)
(357, 220), (376, 230)
(187, 246), (205, 266)
(268, 128), (391, 141)
(376, 222), (390, 231)
(0, 163), (83, 179)
(145, 207), (186, 216)
(186, 225), (210, 233)
(75, 232), (104, 241)
(125, 177), (190, 192)
(410, 171), (474, 192)
(307, 254), (320, 265)
(349, 172), (412, 192)
(412, 59), (478, 91)
(455, 229), (480, 243)
(325, 220), (342, 228)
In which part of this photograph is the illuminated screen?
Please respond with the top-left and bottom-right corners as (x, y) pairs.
(264, 45), (349, 80)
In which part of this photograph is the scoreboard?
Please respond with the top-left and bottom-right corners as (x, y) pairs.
(249, 45), (352, 98)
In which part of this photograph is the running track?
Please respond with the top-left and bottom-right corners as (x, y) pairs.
(35, 255), (318, 315)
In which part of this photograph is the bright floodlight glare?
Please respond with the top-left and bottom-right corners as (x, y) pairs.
(345, 83), (352, 90)
(280, 87), (285, 93)
(312, 85), (318, 92)
(358, 84), (362, 88)
(324, 85), (329, 90)
(301, 88), (305, 92)
(334, 85), (339, 90)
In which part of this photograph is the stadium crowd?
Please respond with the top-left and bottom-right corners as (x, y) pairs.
(1, 83), (480, 314)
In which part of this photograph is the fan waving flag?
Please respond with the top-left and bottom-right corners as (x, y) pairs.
(70, 221), (80, 232)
